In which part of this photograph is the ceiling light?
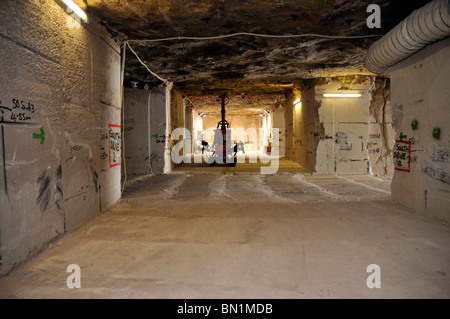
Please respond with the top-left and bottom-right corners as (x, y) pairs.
(293, 98), (301, 104)
(201, 114), (207, 117)
(61, 0), (87, 21)
(198, 112), (204, 116)
(259, 113), (265, 117)
(323, 93), (361, 98)
(264, 109), (270, 113)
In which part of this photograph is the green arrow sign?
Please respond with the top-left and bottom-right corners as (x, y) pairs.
(151, 133), (159, 138)
(399, 132), (407, 141)
(32, 127), (45, 144)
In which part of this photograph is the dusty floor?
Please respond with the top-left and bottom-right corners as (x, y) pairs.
(1, 162), (450, 298)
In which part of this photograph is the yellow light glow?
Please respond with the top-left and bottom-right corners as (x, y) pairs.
(323, 93), (361, 98)
(62, 0), (87, 20)
(293, 98), (301, 104)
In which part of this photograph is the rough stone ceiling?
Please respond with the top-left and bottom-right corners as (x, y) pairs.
(81, 0), (431, 95)
(187, 93), (286, 117)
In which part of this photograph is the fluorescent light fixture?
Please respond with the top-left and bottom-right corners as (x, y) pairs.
(201, 114), (207, 117)
(61, 0), (87, 21)
(259, 113), (265, 117)
(264, 109), (270, 113)
(293, 98), (301, 104)
(323, 93), (361, 98)
(198, 112), (204, 116)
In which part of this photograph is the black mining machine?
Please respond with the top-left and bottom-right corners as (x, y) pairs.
(207, 94), (238, 167)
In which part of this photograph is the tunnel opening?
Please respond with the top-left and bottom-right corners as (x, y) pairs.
(122, 75), (395, 178)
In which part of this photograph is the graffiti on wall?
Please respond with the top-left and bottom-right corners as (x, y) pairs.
(9, 98), (35, 122)
(35, 164), (64, 215)
(124, 119), (134, 132)
(99, 132), (108, 162)
(431, 144), (450, 163)
(151, 133), (167, 144)
(335, 132), (352, 151)
(408, 137), (420, 164)
(423, 165), (450, 185)
(36, 171), (51, 213)
(422, 144), (450, 185)
(367, 134), (381, 155)
(1, 98), (41, 195)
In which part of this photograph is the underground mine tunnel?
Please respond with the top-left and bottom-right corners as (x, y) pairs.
(0, 0), (449, 299)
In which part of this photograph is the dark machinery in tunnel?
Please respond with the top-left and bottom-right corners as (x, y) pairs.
(207, 94), (237, 167)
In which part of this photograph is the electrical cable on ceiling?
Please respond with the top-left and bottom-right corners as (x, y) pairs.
(127, 32), (384, 42)
(126, 41), (169, 85)
(124, 32), (384, 86)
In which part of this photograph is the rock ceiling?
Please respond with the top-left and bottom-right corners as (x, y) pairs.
(186, 93), (286, 116)
(80, 0), (431, 97)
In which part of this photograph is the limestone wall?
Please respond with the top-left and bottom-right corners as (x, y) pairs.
(390, 38), (450, 222)
(0, 0), (121, 275)
(285, 76), (395, 176)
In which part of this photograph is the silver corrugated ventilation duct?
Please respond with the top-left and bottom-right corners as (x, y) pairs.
(365, 0), (450, 75)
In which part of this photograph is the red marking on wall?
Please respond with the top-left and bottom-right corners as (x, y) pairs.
(165, 135), (171, 150)
(393, 140), (411, 172)
(109, 124), (121, 168)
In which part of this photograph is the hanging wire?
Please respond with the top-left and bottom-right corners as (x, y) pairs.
(126, 42), (169, 85)
(127, 32), (383, 43)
